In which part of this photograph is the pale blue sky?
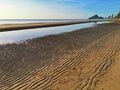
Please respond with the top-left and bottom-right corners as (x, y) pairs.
(0, 0), (120, 19)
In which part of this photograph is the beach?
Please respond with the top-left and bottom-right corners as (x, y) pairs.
(0, 23), (120, 90)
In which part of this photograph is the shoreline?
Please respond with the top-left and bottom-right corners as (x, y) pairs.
(0, 19), (115, 32)
(0, 23), (120, 89)
(0, 22), (95, 45)
(0, 22), (110, 45)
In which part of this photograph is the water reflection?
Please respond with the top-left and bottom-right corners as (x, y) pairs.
(0, 22), (108, 44)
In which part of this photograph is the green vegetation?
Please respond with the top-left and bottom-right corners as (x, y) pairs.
(107, 11), (120, 19)
(115, 11), (120, 18)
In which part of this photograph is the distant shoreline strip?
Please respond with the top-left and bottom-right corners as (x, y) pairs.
(0, 19), (116, 32)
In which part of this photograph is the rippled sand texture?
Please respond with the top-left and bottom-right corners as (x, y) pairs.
(0, 23), (120, 90)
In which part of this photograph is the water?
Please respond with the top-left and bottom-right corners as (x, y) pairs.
(0, 19), (108, 44)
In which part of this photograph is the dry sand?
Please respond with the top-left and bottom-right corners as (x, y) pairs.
(95, 53), (120, 90)
(0, 23), (120, 90)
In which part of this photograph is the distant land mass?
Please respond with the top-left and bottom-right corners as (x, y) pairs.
(89, 14), (104, 19)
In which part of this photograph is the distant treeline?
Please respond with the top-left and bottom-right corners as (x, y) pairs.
(107, 11), (120, 19)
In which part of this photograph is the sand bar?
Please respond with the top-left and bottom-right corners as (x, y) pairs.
(0, 19), (117, 32)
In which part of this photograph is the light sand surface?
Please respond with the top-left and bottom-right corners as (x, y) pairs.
(95, 53), (120, 90)
(0, 23), (120, 90)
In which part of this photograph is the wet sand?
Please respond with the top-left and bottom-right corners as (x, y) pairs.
(0, 23), (120, 90)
